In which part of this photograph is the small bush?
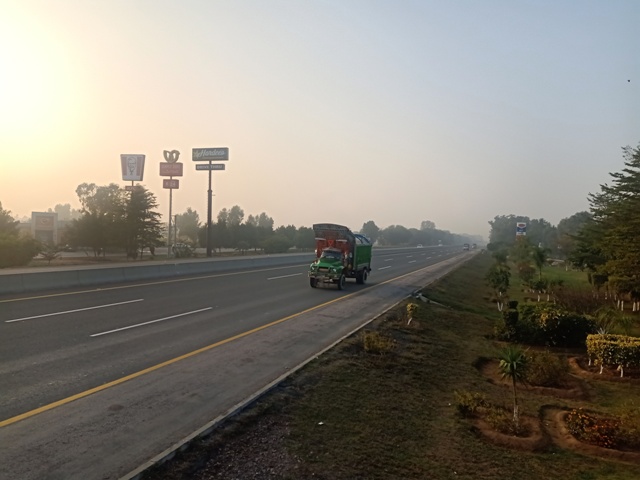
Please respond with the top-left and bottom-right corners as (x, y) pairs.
(525, 350), (570, 387)
(496, 303), (597, 347)
(453, 390), (489, 418)
(484, 406), (531, 437)
(361, 331), (395, 355)
(261, 235), (291, 254)
(0, 234), (41, 268)
(406, 303), (419, 318)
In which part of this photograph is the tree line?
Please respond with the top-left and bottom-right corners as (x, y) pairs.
(0, 183), (479, 267)
(4, 143), (636, 269)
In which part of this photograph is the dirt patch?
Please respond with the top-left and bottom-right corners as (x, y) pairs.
(472, 415), (549, 452)
(569, 356), (640, 384)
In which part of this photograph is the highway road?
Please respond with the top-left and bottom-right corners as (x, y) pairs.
(0, 246), (473, 480)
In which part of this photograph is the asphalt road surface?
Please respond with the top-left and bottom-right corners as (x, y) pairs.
(0, 246), (473, 480)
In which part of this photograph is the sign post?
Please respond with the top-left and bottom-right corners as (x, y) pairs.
(160, 150), (182, 256)
(193, 148), (229, 257)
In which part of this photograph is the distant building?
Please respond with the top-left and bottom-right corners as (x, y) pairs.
(32, 212), (58, 245)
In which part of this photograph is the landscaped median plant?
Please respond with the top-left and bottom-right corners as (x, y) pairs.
(586, 333), (640, 376)
(453, 389), (531, 437)
(565, 408), (637, 450)
(406, 302), (419, 325)
(361, 330), (396, 355)
(454, 390), (490, 417)
(497, 345), (529, 429)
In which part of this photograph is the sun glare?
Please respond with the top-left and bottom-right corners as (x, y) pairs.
(0, 6), (82, 151)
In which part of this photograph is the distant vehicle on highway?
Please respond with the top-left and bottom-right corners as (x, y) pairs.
(416, 244), (423, 248)
(463, 243), (470, 251)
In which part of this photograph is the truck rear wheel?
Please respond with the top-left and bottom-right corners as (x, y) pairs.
(310, 278), (318, 288)
(337, 274), (346, 290)
(356, 269), (368, 284)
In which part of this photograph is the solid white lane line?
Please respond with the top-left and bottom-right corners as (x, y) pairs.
(267, 273), (303, 280)
(5, 299), (144, 323)
(90, 307), (213, 337)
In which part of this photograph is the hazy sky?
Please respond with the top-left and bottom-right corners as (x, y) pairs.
(1, 0), (638, 240)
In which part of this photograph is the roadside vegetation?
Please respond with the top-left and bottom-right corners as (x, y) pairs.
(146, 251), (640, 480)
(144, 143), (640, 479)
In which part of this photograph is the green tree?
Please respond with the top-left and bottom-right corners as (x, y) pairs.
(294, 226), (315, 249)
(47, 203), (81, 221)
(275, 225), (297, 243)
(0, 202), (41, 267)
(586, 144), (640, 309)
(262, 234), (291, 254)
(227, 205), (245, 226)
(256, 212), (274, 231)
(175, 208), (201, 245)
(379, 225), (411, 246)
(124, 186), (163, 259)
(497, 345), (529, 428)
(0, 202), (20, 235)
(360, 221), (380, 244)
(486, 263), (511, 311)
(531, 245), (550, 280)
(69, 183), (162, 258)
(527, 218), (558, 250)
(557, 211), (591, 261)
(72, 183), (126, 255)
(420, 220), (436, 230)
(488, 214), (529, 246)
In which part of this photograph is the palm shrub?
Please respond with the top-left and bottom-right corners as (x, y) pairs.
(497, 345), (529, 428)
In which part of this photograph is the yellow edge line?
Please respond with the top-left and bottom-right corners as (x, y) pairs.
(1, 261), (438, 428)
(0, 292), (354, 428)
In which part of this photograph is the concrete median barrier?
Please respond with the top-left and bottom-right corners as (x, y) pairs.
(0, 253), (315, 295)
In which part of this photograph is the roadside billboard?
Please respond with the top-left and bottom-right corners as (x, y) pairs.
(120, 154), (146, 181)
(159, 163), (183, 176)
(192, 147), (229, 161)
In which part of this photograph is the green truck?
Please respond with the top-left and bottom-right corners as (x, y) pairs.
(308, 223), (372, 289)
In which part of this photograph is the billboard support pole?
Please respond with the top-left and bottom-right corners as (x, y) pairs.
(206, 160), (213, 257)
(192, 148), (228, 258)
(168, 180), (173, 258)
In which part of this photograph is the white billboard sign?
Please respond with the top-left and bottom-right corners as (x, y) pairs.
(120, 154), (146, 181)
(192, 147), (229, 161)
